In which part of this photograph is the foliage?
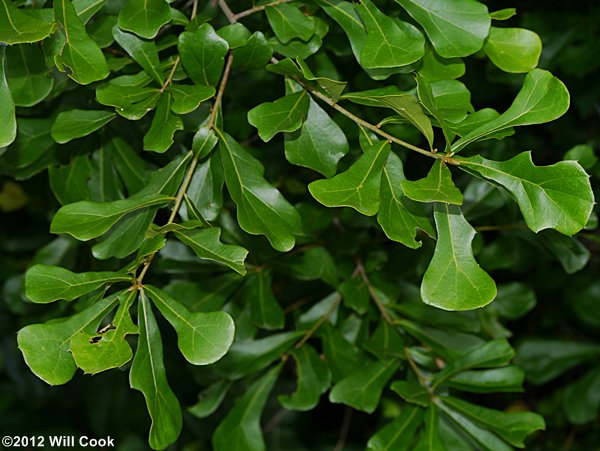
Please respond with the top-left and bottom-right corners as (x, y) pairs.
(0, 0), (598, 449)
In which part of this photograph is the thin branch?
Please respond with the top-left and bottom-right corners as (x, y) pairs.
(404, 347), (434, 396)
(160, 57), (180, 93)
(294, 293), (341, 349)
(333, 407), (353, 451)
(475, 223), (527, 232)
(218, 0), (237, 23)
(354, 256), (395, 324)
(233, 0), (293, 21)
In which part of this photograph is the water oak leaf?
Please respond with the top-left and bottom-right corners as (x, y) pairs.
(248, 91), (310, 142)
(309, 140), (390, 216)
(17, 292), (120, 385)
(232, 31), (272, 69)
(174, 227), (248, 275)
(143, 93), (184, 152)
(6, 44), (53, 107)
(168, 85), (214, 114)
(451, 69), (570, 152)
(118, 0), (172, 39)
(25, 264), (130, 303)
(459, 152), (594, 235)
(378, 153), (435, 248)
(356, 0), (424, 69)
(329, 359), (400, 413)
(484, 27), (542, 73)
(178, 24), (229, 87)
(402, 159), (464, 204)
(188, 380), (232, 419)
(130, 293), (182, 450)
(278, 345), (331, 411)
(266, 3), (315, 43)
(50, 193), (173, 240)
(245, 271), (285, 330)
(213, 364), (283, 451)
(0, 0), (57, 44)
(70, 290), (138, 374)
(112, 27), (164, 84)
(54, 0), (109, 84)
(367, 405), (424, 451)
(285, 98), (348, 177)
(218, 131), (302, 252)
(145, 285), (235, 365)
(421, 204), (496, 311)
(396, 0), (490, 58)
(51, 110), (116, 144)
(0, 48), (16, 147)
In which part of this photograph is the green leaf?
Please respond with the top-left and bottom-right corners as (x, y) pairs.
(145, 285), (234, 365)
(118, 0), (172, 39)
(188, 380), (232, 419)
(515, 340), (600, 385)
(0, 47), (16, 148)
(0, 0), (57, 44)
(440, 396), (545, 448)
(6, 44), (53, 107)
(248, 91), (310, 142)
(297, 58), (347, 102)
(418, 45), (465, 81)
(563, 367), (600, 425)
(17, 292), (120, 385)
(365, 319), (405, 360)
(185, 153), (223, 221)
(564, 144), (598, 170)
(70, 290), (138, 374)
(421, 203), (497, 311)
(108, 135), (150, 194)
(322, 323), (368, 381)
(401, 160), (464, 205)
(245, 271), (285, 330)
(278, 344), (331, 411)
(339, 277), (369, 314)
(50, 193), (173, 240)
(178, 23), (229, 86)
(213, 364), (283, 451)
(344, 87), (434, 148)
(356, 0), (424, 69)
(112, 27), (165, 84)
(329, 359), (400, 413)
(378, 152), (435, 248)
(168, 84), (214, 114)
(130, 292), (182, 450)
(414, 406), (445, 451)
(25, 264), (130, 303)
(218, 131), (303, 252)
(451, 69), (570, 152)
(192, 127), (218, 159)
(484, 27), (542, 73)
(49, 155), (92, 205)
(276, 247), (339, 288)
(458, 152), (594, 235)
(284, 97), (349, 177)
(266, 3), (315, 43)
(391, 380), (430, 407)
(51, 110), (116, 144)
(73, 0), (108, 24)
(54, 0), (109, 84)
(396, 0), (490, 58)
(447, 366), (525, 394)
(231, 31), (272, 69)
(174, 227), (248, 275)
(217, 23), (251, 49)
(143, 93), (183, 152)
(490, 8), (516, 20)
(367, 405), (424, 451)
(309, 140), (390, 216)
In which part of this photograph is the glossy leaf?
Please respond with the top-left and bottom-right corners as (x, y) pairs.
(459, 152), (594, 235)
(169, 84), (214, 114)
(146, 285), (235, 365)
(245, 271), (284, 330)
(50, 193), (173, 240)
(186, 153), (223, 220)
(391, 380), (429, 407)
(451, 69), (570, 152)
(218, 131), (302, 252)
(0, 47), (16, 148)
(178, 24), (229, 86)
(563, 367), (600, 425)
(421, 203), (497, 310)
(174, 227), (248, 275)
(278, 345), (331, 411)
(25, 264), (130, 303)
(54, 0), (109, 84)
(112, 27), (164, 84)
(17, 292), (120, 385)
(188, 380), (232, 419)
(213, 364), (283, 451)
(6, 44), (53, 106)
(266, 3), (315, 43)
(356, 0), (424, 69)
(70, 290), (138, 374)
(232, 31), (272, 69)
(248, 91), (310, 142)
(285, 97), (349, 177)
(401, 160), (464, 205)
(367, 405), (424, 451)
(130, 292), (182, 450)
(143, 94), (183, 152)
(309, 140), (391, 216)
(118, 0), (172, 39)
(51, 110), (116, 144)
(0, 0), (57, 44)
(414, 406), (445, 451)
(484, 27), (542, 73)
(447, 366), (525, 394)
(396, 0), (490, 58)
(329, 359), (400, 413)
(378, 152), (435, 248)
(297, 58), (347, 101)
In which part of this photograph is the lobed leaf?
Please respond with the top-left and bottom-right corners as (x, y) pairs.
(401, 159), (464, 205)
(248, 91), (310, 142)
